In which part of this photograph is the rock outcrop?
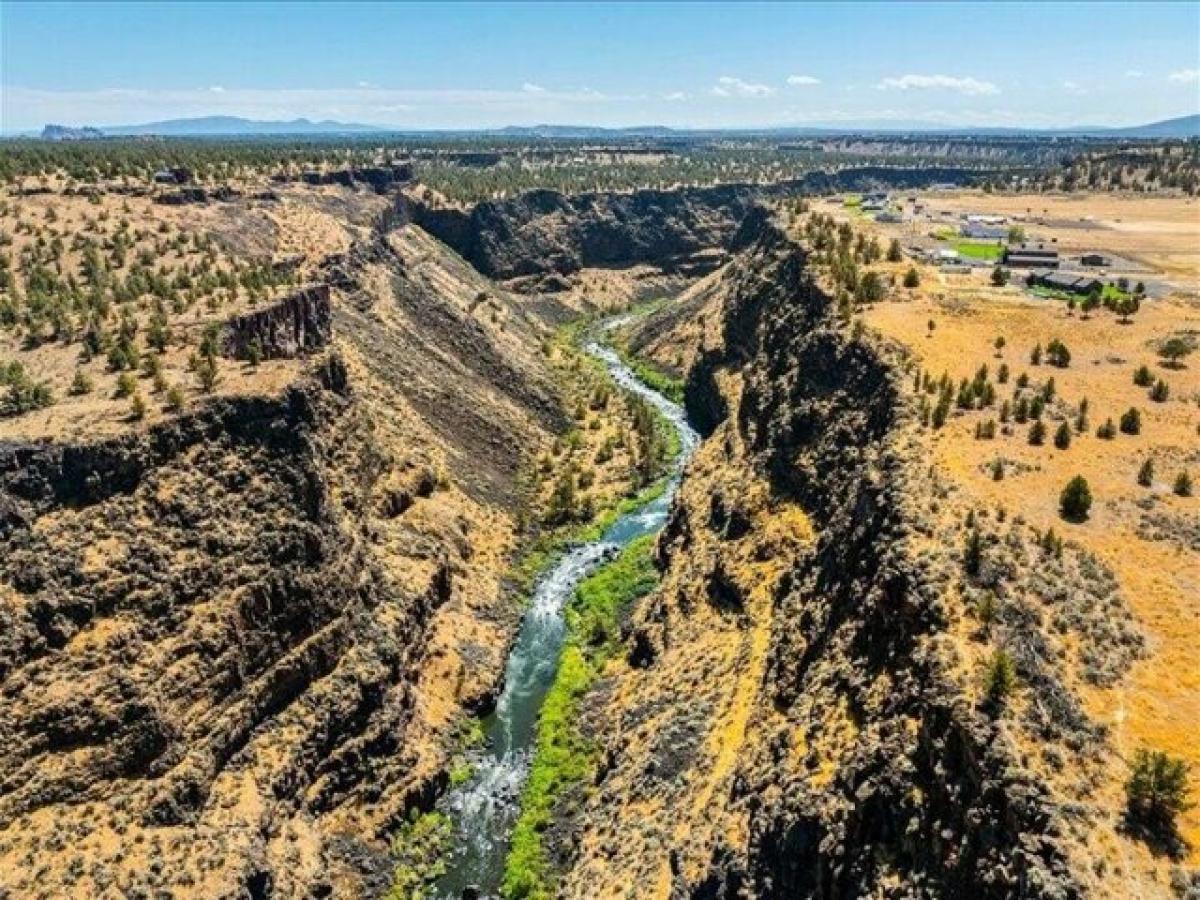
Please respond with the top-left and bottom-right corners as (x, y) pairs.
(220, 285), (333, 361)
(406, 166), (991, 287)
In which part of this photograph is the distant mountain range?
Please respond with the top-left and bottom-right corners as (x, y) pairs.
(40, 116), (381, 139)
(30, 112), (1200, 140)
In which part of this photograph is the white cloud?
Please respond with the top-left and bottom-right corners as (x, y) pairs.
(663, 91), (688, 102)
(1168, 68), (1199, 84)
(711, 76), (774, 98)
(1124, 70), (1144, 78)
(786, 75), (821, 86)
(521, 82), (546, 93)
(357, 80), (373, 88)
(875, 74), (999, 96)
(1062, 80), (1087, 95)
(208, 85), (225, 93)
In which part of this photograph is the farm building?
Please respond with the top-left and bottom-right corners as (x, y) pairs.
(876, 210), (905, 223)
(1028, 271), (1102, 295)
(1081, 253), (1111, 267)
(1004, 243), (1060, 268)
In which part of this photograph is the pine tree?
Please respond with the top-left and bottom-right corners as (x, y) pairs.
(1029, 420), (1046, 445)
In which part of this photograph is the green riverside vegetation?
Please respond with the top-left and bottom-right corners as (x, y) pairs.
(502, 534), (660, 900)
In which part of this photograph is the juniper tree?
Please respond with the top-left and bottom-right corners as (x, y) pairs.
(1060, 475), (1093, 521)
(1125, 748), (1193, 841)
(1176, 471), (1194, 498)
(1120, 407), (1142, 435)
(69, 367), (92, 396)
(114, 371), (136, 398)
(1054, 421), (1072, 450)
(1046, 338), (1071, 368)
(964, 528), (984, 576)
(983, 648), (1017, 710)
(1137, 459), (1154, 487)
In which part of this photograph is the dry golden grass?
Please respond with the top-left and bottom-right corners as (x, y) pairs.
(0, 187), (319, 441)
(856, 211), (1200, 874)
(902, 190), (1200, 280)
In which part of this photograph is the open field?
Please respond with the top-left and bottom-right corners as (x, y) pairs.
(931, 192), (1200, 282)
(833, 195), (1200, 878)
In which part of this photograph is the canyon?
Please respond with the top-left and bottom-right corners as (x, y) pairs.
(0, 164), (1196, 900)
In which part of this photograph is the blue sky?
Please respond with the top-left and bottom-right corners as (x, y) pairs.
(2, 1), (1198, 131)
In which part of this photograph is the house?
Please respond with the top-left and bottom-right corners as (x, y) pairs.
(1003, 242), (1060, 269)
(1080, 253), (1111, 267)
(935, 248), (960, 262)
(875, 210), (904, 223)
(1029, 271), (1102, 295)
(960, 223), (1007, 240)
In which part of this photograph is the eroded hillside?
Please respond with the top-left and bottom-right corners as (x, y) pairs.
(0, 173), (666, 897)
(542, 208), (1197, 899)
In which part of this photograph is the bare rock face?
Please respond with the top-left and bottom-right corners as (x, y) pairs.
(405, 166), (992, 288)
(408, 184), (762, 282)
(220, 285), (333, 360)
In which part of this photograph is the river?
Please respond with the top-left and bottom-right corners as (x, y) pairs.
(433, 330), (700, 899)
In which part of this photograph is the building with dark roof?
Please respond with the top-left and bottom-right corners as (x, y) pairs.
(1003, 242), (1060, 268)
(1028, 271), (1102, 295)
